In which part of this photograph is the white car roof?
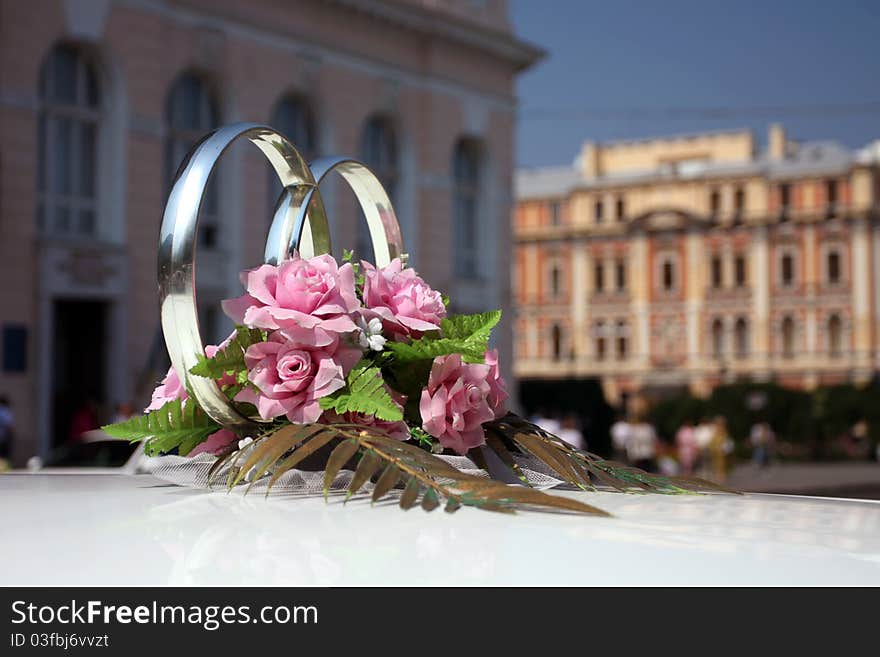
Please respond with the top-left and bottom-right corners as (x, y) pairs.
(1, 473), (878, 586)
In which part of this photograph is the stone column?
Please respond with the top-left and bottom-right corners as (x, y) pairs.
(751, 225), (770, 377)
(851, 217), (872, 379)
(632, 231), (650, 366)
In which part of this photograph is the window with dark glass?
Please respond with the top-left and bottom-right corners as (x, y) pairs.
(550, 264), (560, 298)
(735, 255), (747, 287)
(594, 199), (603, 223)
(594, 262), (604, 293)
(826, 179), (837, 218)
(616, 197), (625, 221)
(711, 318), (724, 359)
(615, 260), (626, 291)
(734, 187), (745, 222)
(595, 323), (606, 361)
(361, 115), (399, 264)
(662, 259), (675, 291)
(711, 255), (723, 289)
(827, 250), (841, 285)
(734, 318), (749, 358)
(37, 44), (100, 237)
(781, 253), (795, 286)
(616, 321), (628, 360)
(551, 324), (562, 361)
(709, 189), (721, 220)
(781, 316), (795, 358)
(166, 72), (219, 248)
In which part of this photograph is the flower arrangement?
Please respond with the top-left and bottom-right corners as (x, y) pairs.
(105, 250), (722, 516)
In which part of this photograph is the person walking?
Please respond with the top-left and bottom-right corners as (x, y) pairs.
(675, 420), (698, 476)
(626, 417), (658, 472)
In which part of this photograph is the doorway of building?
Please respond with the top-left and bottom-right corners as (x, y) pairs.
(51, 300), (108, 447)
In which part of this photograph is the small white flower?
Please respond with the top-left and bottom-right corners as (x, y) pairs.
(238, 436), (254, 451)
(356, 316), (386, 352)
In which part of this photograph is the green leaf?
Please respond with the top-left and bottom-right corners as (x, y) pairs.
(189, 326), (266, 380)
(319, 361), (403, 421)
(101, 398), (220, 457)
(384, 310), (501, 364)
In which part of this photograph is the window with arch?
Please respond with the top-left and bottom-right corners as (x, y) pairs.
(734, 254), (747, 287)
(826, 249), (841, 286)
(550, 324), (562, 361)
(37, 43), (101, 237)
(734, 317), (749, 359)
(166, 72), (219, 248)
(615, 259), (627, 291)
(359, 115), (398, 263)
(711, 318), (725, 359)
(781, 316), (795, 358)
(268, 94), (316, 221)
(828, 314), (843, 357)
(452, 138), (482, 278)
(594, 261), (605, 294)
(594, 198), (603, 223)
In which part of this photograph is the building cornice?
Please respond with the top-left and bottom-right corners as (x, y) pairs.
(327, 0), (546, 71)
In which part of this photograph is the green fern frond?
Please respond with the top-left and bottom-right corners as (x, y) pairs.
(319, 361), (403, 421)
(384, 310), (502, 364)
(189, 326), (266, 380)
(101, 398), (220, 457)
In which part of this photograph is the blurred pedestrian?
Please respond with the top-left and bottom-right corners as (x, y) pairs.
(530, 408), (560, 435)
(68, 397), (99, 443)
(557, 414), (585, 451)
(675, 420), (698, 476)
(709, 416), (733, 482)
(750, 421), (775, 467)
(626, 416), (658, 472)
(610, 414), (631, 462)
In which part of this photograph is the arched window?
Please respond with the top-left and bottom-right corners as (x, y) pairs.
(781, 316), (795, 358)
(734, 317), (749, 359)
(828, 314), (843, 357)
(551, 324), (562, 361)
(166, 72), (219, 248)
(710, 255), (723, 289)
(660, 257), (676, 292)
(594, 261), (605, 293)
(37, 44), (100, 236)
(359, 115), (398, 262)
(452, 138), (482, 278)
(268, 94), (316, 221)
(615, 260), (626, 291)
(709, 188), (721, 220)
(711, 318), (724, 359)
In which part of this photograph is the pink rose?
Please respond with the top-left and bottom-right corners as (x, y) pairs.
(188, 428), (239, 457)
(322, 389), (409, 441)
(419, 353), (494, 455)
(145, 344), (232, 412)
(222, 253), (360, 346)
(361, 258), (446, 338)
(234, 332), (361, 424)
(484, 349), (508, 418)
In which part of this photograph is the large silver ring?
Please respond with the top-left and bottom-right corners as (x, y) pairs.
(158, 123), (330, 429)
(264, 156), (404, 267)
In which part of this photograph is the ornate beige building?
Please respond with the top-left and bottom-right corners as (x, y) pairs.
(514, 125), (880, 409)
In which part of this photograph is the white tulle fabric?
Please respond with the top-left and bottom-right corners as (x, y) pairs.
(144, 450), (565, 495)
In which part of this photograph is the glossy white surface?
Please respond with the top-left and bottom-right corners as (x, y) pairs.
(1, 474), (878, 586)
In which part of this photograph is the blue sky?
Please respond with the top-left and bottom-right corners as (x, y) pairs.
(510, 0), (880, 168)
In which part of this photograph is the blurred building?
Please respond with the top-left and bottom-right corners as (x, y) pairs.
(514, 125), (880, 409)
(0, 0), (541, 462)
